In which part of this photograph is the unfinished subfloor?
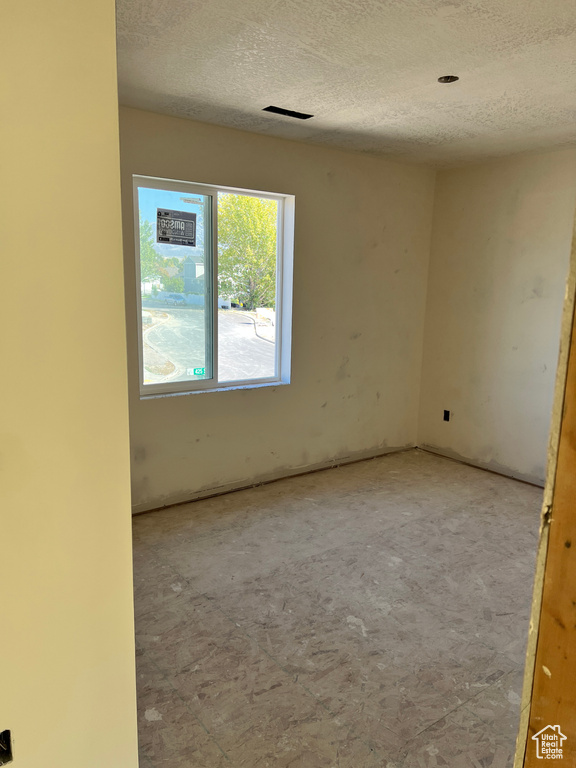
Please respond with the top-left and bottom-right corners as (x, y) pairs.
(133, 449), (541, 767)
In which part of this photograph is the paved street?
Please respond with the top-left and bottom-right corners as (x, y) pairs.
(143, 302), (275, 382)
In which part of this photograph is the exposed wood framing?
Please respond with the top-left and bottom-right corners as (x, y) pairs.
(515, 212), (576, 767)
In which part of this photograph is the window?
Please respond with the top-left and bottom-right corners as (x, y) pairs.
(133, 176), (294, 396)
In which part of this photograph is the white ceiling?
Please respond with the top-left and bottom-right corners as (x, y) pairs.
(116, 0), (576, 166)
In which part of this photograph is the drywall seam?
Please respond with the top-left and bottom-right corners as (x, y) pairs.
(414, 168), (439, 446)
(513, 204), (576, 768)
(132, 443), (415, 514)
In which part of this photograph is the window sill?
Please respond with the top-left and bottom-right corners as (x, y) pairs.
(139, 379), (290, 400)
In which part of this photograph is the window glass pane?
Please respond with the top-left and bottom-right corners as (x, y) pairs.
(137, 187), (213, 386)
(217, 192), (278, 382)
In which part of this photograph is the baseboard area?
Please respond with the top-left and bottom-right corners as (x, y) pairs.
(132, 443), (415, 515)
(132, 441), (545, 515)
(417, 443), (545, 488)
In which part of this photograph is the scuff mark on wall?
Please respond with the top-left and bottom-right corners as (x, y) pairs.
(336, 356), (350, 380)
(133, 446), (146, 462)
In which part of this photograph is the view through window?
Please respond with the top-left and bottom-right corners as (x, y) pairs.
(135, 178), (292, 395)
(217, 192), (277, 382)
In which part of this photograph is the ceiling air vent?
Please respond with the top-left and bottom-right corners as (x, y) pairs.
(263, 105), (314, 120)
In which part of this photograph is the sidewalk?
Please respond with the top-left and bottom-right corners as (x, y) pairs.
(226, 309), (275, 343)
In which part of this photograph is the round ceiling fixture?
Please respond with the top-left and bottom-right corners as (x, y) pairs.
(438, 75), (459, 83)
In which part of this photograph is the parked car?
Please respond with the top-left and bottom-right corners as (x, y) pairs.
(165, 293), (186, 306)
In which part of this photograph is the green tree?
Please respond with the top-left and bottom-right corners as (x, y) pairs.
(162, 276), (185, 293)
(217, 194), (277, 310)
(139, 215), (161, 280)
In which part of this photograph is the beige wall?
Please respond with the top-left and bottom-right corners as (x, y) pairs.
(1, 2), (138, 766)
(419, 149), (576, 484)
(120, 108), (436, 512)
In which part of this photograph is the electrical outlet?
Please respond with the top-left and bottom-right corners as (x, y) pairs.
(0, 730), (13, 765)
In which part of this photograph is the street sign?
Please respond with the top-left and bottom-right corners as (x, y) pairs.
(157, 209), (196, 246)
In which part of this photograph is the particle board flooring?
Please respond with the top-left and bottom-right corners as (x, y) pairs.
(132, 449), (541, 767)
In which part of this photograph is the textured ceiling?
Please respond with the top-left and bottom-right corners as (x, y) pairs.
(116, 0), (576, 166)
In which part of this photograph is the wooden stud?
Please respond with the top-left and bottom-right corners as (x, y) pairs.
(517, 213), (576, 766)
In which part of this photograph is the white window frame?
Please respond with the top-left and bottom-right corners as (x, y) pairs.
(133, 175), (294, 397)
